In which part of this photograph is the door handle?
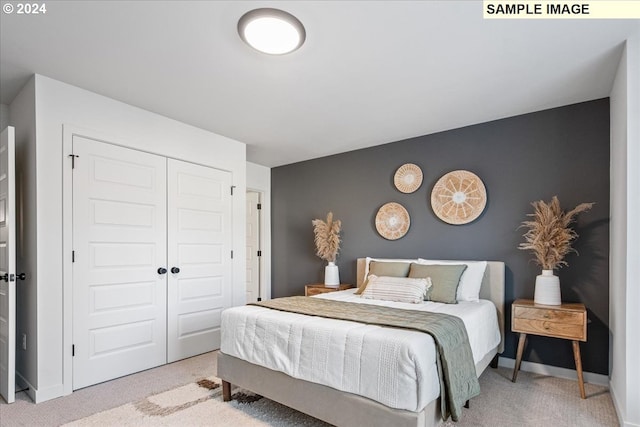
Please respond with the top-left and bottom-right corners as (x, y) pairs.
(157, 267), (168, 275)
(171, 267), (180, 274)
(17, 273), (26, 280)
(0, 273), (7, 282)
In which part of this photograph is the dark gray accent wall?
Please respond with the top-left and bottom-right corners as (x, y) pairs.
(271, 99), (610, 375)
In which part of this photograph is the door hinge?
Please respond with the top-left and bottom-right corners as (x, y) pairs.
(231, 185), (236, 196)
(257, 250), (262, 257)
(231, 250), (234, 259)
(72, 345), (75, 357)
(72, 251), (75, 262)
(68, 154), (79, 169)
(257, 203), (262, 210)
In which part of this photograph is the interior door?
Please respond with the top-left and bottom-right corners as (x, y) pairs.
(167, 159), (232, 363)
(0, 126), (16, 403)
(246, 191), (260, 303)
(72, 136), (168, 389)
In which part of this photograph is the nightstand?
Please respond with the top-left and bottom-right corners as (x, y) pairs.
(511, 299), (587, 398)
(305, 283), (354, 297)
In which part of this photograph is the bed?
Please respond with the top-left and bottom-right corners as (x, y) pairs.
(217, 258), (505, 427)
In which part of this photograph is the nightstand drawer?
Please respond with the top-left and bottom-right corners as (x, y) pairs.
(513, 306), (584, 325)
(513, 318), (586, 340)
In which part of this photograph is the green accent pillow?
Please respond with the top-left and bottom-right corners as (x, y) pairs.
(408, 263), (467, 304)
(356, 261), (411, 294)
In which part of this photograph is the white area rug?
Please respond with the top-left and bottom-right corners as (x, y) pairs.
(64, 377), (329, 427)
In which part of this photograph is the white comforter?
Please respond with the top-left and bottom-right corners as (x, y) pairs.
(220, 289), (500, 412)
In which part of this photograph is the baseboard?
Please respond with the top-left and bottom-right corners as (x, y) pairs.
(33, 383), (65, 403)
(497, 356), (609, 387)
(15, 371), (64, 403)
(609, 382), (625, 427)
(610, 382), (640, 427)
(15, 371), (36, 403)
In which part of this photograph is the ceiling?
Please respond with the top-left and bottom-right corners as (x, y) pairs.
(1, 1), (638, 167)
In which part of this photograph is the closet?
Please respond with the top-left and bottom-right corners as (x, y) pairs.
(71, 136), (231, 389)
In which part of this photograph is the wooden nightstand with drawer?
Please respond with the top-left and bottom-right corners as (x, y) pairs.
(305, 284), (354, 297)
(511, 299), (587, 398)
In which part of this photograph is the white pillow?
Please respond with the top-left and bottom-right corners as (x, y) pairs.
(361, 275), (431, 304)
(417, 259), (487, 302)
(363, 257), (417, 278)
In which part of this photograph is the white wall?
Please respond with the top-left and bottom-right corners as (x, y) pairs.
(12, 74), (247, 402)
(0, 104), (9, 130)
(610, 32), (640, 427)
(247, 161), (271, 300)
(624, 32), (640, 427)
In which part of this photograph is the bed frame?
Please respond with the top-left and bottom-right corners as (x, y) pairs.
(217, 259), (505, 427)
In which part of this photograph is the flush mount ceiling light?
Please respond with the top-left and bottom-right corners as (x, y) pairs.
(238, 8), (306, 55)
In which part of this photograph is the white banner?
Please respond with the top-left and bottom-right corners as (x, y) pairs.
(483, 1), (640, 19)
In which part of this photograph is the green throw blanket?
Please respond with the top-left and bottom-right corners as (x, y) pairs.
(250, 296), (480, 422)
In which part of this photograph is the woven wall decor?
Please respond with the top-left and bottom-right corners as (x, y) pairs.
(375, 202), (410, 240)
(431, 170), (487, 225)
(394, 163), (423, 193)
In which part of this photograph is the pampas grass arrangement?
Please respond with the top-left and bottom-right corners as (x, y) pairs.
(312, 212), (341, 263)
(518, 196), (593, 270)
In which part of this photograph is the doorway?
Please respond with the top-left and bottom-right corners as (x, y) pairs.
(246, 191), (261, 302)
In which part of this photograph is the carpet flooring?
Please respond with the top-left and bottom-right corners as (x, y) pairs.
(0, 351), (618, 427)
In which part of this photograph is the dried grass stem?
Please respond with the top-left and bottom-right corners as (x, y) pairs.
(518, 196), (593, 270)
(312, 212), (341, 263)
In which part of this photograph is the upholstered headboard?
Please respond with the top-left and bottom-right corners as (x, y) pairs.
(356, 258), (505, 353)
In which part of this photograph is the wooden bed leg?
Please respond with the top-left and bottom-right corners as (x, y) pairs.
(490, 353), (499, 369)
(222, 380), (232, 402)
(464, 400), (470, 409)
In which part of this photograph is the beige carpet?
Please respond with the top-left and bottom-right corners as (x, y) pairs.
(0, 352), (218, 426)
(1, 351), (618, 427)
(66, 370), (617, 427)
(442, 368), (617, 427)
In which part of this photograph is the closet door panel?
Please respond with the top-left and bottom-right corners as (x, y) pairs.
(0, 126), (16, 404)
(167, 159), (232, 362)
(72, 137), (167, 390)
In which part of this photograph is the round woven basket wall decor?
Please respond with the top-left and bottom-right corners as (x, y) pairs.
(430, 170), (487, 225)
(375, 202), (410, 240)
(394, 163), (423, 193)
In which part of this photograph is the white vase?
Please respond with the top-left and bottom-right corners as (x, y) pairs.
(534, 269), (561, 305)
(324, 262), (340, 288)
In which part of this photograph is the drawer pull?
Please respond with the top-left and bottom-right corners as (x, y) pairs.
(543, 313), (551, 319)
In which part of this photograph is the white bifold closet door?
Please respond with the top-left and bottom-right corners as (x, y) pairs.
(72, 137), (168, 390)
(166, 159), (231, 362)
(0, 126), (16, 404)
(73, 136), (232, 389)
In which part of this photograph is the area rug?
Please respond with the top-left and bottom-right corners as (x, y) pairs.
(64, 368), (617, 427)
(64, 376), (330, 427)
